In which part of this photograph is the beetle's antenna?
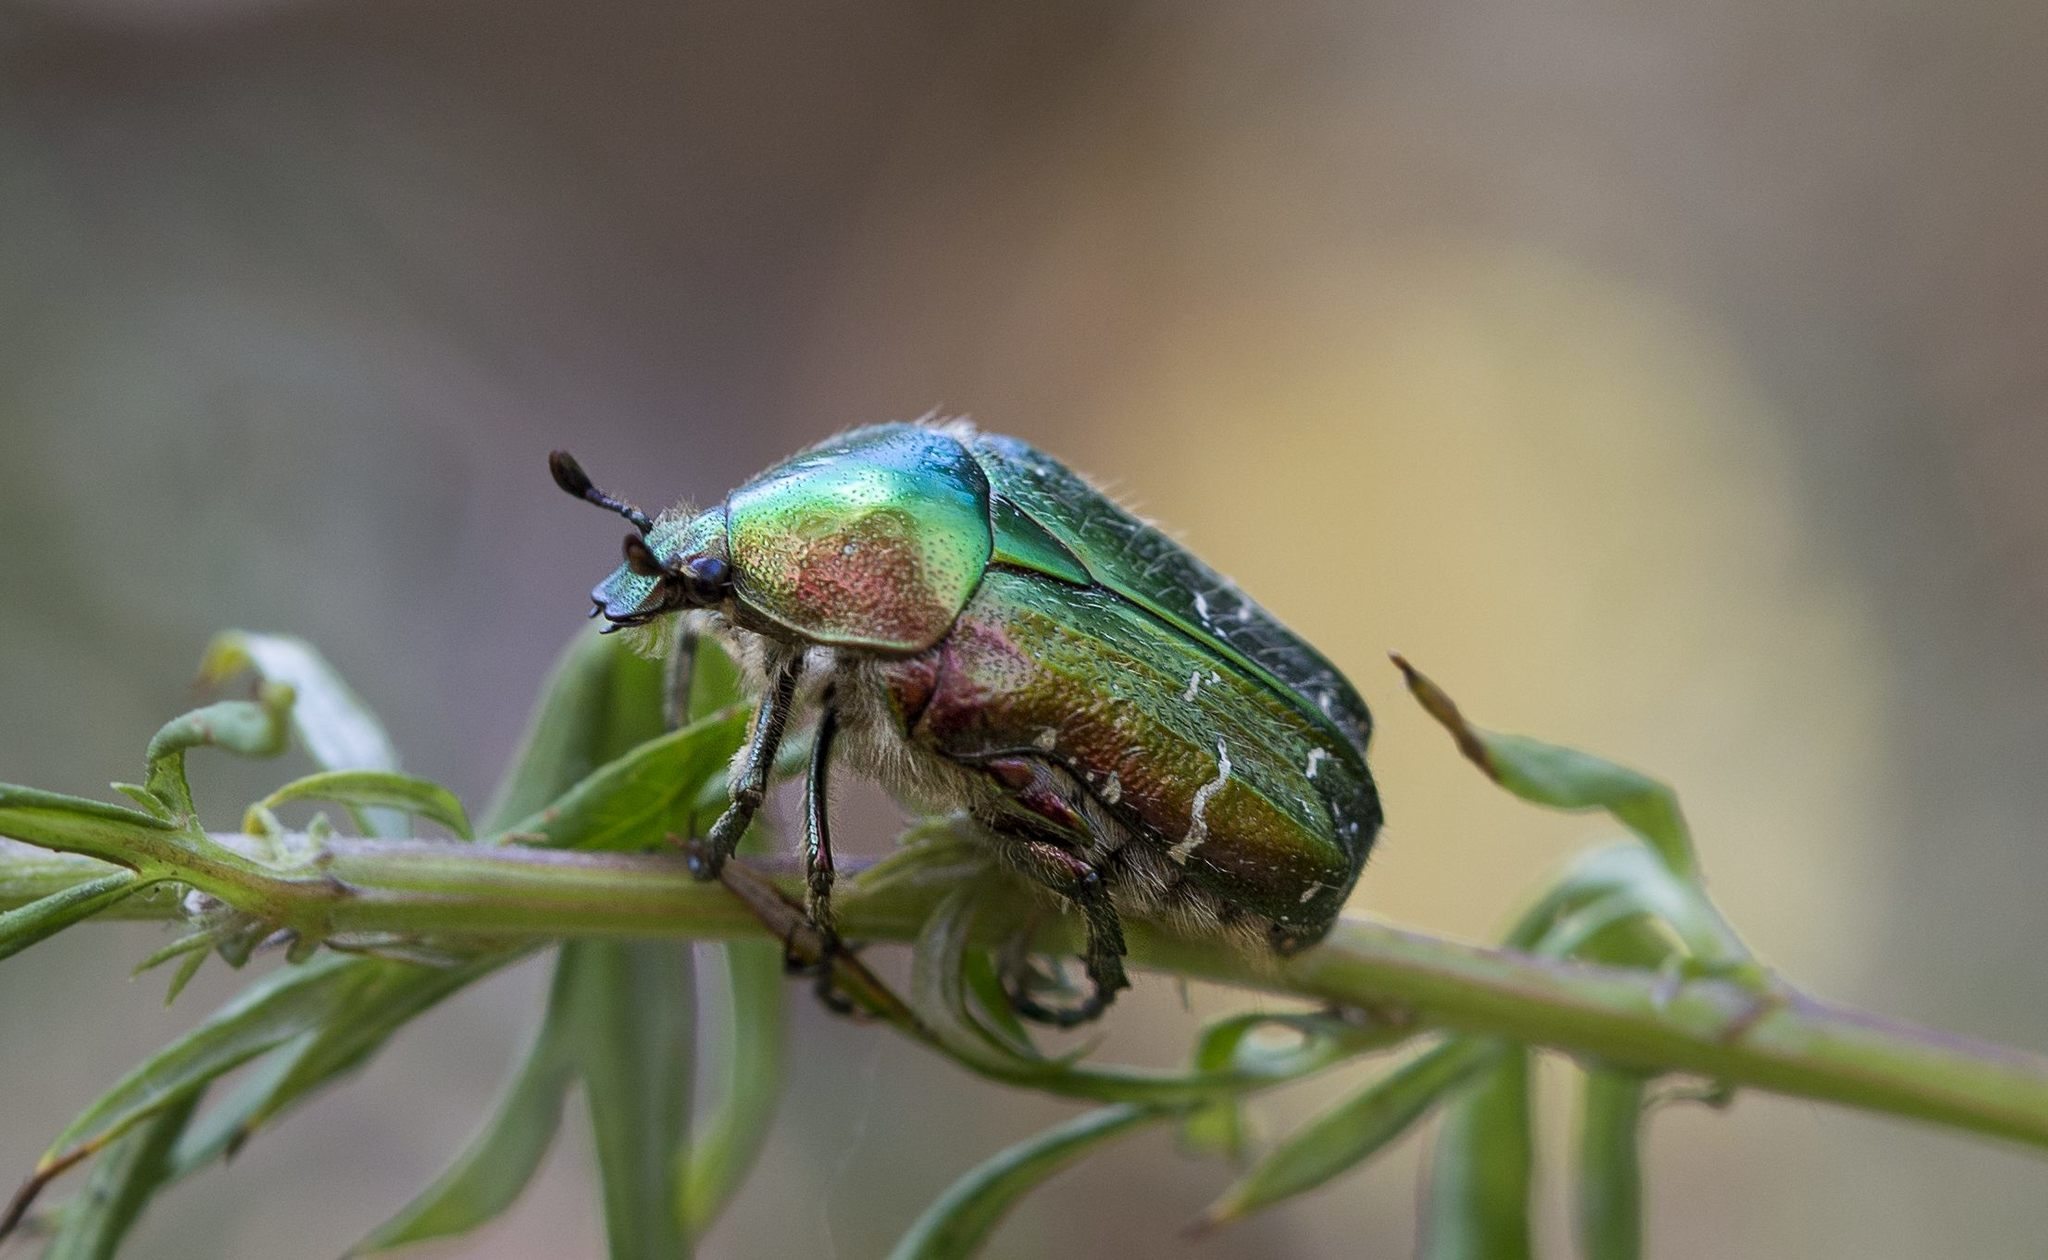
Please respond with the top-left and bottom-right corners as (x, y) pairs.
(549, 450), (653, 534)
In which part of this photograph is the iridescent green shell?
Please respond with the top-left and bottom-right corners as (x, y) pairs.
(725, 426), (991, 652)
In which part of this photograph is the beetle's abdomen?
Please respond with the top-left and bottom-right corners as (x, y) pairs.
(727, 425), (992, 653)
(906, 568), (1372, 932)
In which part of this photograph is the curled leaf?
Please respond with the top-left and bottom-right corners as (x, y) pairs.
(199, 632), (400, 776)
(142, 689), (295, 820)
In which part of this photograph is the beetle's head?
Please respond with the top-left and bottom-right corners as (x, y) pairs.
(549, 451), (731, 633)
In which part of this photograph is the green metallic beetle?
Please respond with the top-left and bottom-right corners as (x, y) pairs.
(549, 420), (1381, 1024)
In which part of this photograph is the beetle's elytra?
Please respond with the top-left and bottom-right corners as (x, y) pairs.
(550, 420), (1381, 1024)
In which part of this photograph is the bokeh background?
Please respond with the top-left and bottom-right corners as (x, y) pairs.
(4, 1), (2047, 1256)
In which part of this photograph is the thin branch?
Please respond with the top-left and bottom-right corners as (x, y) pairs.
(3, 834), (2046, 1154)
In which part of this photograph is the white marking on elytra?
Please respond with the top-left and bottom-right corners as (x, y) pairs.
(1298, 881), (1325, 905)
(1101, 771), (1122, 804)
(1168, 740), (1232, 865)
(1033, 727), (1058, 751)
(1317, 691), (1335, 716)
(1305, 747), (1328, 779)
(1183, 671), (1202, 702)
(1193, 591), (1212, 624)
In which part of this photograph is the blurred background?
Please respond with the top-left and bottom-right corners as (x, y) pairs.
(3, 1), (2047, 1256)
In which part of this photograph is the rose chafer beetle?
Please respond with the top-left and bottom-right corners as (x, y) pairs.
(549, 421), (1382, 1024)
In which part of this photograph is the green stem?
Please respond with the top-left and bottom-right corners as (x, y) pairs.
(4, 836), (2047, 1155)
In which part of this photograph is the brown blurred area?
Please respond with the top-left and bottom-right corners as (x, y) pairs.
(4, 1), (2048, 1256)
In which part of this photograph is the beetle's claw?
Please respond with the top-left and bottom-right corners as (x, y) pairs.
(683, 836), (726, 880)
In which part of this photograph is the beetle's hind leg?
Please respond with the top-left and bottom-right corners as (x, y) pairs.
(996, 834), (1130, 1027)
(970, 755), (1132, 1026)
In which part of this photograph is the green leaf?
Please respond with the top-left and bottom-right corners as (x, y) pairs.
(352, 950), (585, 1253)
(0, 873), (142, 963)
(1419, 1046), (1535, 1260)
(44, 954), (363, 1163)
(481, 629), (668, 834)
(227, 955), (507, 1143)
(886, 1105), (1165, 1260)
(1510, 843), (1745, 966)
(249, 770), (472, 840)
(679, 941), (786, 1240)
(141, 689), (295, 821)
(1196, 1038), (1497, 1230)
(39, 1088), (202, 1260)
(682, 634), (744, 723)
(568, 940), (695, 1260)
(497, 712), (746, 853)
(1578, 1070), (1647, 1260)
(1394, 655), (1699, 880)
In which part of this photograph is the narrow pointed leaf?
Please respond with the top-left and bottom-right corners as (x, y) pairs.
(1394, 655), (1698, 880)
(45, 954), (363, 1161)
(679, 941), (786, 1240)
(1578, 1070), (1647, 1260)
(1419, 1046), (1535, 1260)
(353, 949), (585, 1253)
(886, 1104), (1164, 1260)
(251, 771), (472, 840)
(570, 940), (695, 1260)
(0, 873), (141, 963)
(39, 1088), (202, 1260)
(498, 712), (746, 853)
(481, 629), (667, 834)
(228, 955), (508, 1141)
(1198, 1038), (1496, 1229)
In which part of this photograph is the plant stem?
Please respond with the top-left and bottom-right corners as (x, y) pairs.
(5, 836), (2048, 1154)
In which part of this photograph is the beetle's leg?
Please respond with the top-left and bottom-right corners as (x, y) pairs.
(998, 835), (1130, 1028)
(802, 690), (840, 944)
(689, 653), (803, 881)
(967, 754), (1131, 1025)
(662, 616), (701, 733)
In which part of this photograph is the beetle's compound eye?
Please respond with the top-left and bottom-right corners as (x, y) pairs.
(680, 555), (730, 604)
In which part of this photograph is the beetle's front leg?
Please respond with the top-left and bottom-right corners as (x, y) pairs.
(689, 653), (803, 881)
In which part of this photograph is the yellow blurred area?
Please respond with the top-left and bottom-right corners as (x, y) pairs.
(3, 3), (2046, 1257)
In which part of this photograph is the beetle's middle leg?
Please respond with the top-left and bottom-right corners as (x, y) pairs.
(689, 653), (803, 881)
(802, 689), (840, 944)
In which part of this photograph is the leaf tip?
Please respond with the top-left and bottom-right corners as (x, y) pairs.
(1388, 654), (1499, 782)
